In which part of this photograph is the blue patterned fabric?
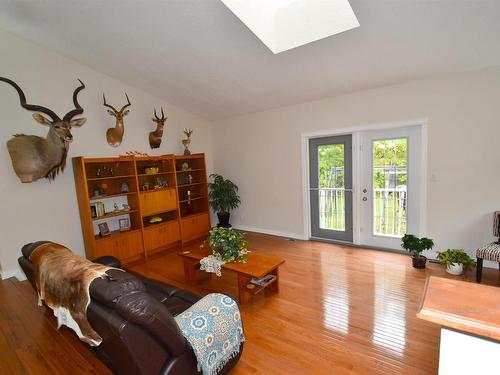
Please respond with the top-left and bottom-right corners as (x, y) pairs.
(174, 293), (244, 375)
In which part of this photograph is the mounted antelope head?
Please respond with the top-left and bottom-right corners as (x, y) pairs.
(103, 93), (131, 147)
(0, 77), (86, 183)
(149, 107), (167, 149)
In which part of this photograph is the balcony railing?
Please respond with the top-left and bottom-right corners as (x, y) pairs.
(373, 187), (406, 237)
(319, 188), (345, 231)
(318, 187), (407, 237)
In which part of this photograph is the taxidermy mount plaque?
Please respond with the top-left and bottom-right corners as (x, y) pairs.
(149, 107), (167, 149)
(0, 77), (86, 183)
(103, 93), (131, 147)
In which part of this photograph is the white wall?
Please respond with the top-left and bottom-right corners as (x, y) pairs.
(0, 29), (214, 279)
(2, 27), (499, 278)
(212, 67), (500, 262)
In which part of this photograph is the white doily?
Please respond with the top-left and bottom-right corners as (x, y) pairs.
(199, 255), (226, 277)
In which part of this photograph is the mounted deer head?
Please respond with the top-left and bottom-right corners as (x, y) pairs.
(149, 107), (167, 149)
(1, 77), (86, 183)
(103, 93), (131, 147)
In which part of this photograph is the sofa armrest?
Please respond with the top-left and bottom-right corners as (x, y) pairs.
(93, 256), (121, 268)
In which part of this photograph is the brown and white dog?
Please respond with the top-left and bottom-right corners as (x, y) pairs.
(30, 242), (118, 346)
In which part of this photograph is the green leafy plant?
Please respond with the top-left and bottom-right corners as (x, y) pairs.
(437, 249), (476, 268)
(208, 174), (241, 214)
(204, 227), (248, 263)
(401, 234), (434, 258)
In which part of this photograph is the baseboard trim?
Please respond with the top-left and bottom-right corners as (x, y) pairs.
(233, 225), (306, 241)
(1, 266), (26, 281)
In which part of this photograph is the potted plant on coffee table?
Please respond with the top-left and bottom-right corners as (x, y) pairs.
(401, 234), (434, 268)
(437, 249), (476, 275)
(208, 174), (241, 228)
(199, 227), (249, 276)
(205, 227), (248, 263)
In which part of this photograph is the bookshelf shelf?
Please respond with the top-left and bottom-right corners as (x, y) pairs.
(73, 153), (211, 264)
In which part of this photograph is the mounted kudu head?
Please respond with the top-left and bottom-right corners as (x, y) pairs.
(0, 77), (86, 183)
(103, 93), (131, 147)
(149, 107), (167, 149)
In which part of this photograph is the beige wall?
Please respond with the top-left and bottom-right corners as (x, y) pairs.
(212, 67), (500, 262)
(0, 30), (214, 279)
(2, 27), (499, 277)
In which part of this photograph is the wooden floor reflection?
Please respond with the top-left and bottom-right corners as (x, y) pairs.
(132, 233), (499, 375)
(1, 233), (498, 374)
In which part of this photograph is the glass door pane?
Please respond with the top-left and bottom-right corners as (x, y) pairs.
(372, 139), (407, 237)
(309, 135), (353, 242)
(318, 144), (345, 231)
(360, 125), (423, 250)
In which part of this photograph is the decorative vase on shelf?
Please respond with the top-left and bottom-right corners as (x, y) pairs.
(186, 190), (193, 215)
(182, 128), (193, 155)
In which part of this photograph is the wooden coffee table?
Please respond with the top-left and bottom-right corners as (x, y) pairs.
(178, 250), (285, 304)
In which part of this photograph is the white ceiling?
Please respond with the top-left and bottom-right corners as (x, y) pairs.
(0, 0), (499, 121)
(220, 0), (359, 53)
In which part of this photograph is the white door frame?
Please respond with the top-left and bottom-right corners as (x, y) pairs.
(301, 118), (428, 248)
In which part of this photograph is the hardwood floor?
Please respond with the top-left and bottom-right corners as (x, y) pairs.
(1, 232), (498, 374)
(0, 276), (111, 374)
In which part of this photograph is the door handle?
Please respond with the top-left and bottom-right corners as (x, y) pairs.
(362, 197), (367, 201)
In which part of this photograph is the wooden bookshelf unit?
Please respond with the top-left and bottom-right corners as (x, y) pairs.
(72, 153), (211, 264)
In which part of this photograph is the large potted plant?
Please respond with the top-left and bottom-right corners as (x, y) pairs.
(208, 174), (241, 228)
(401, 234), (434, 268)
(437, 249), (476, 275)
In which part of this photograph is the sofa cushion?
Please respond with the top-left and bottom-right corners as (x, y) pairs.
(116, 291), (187, 357)
(159, 295), (194, 317)
(90, 269), (146, 308)
(139, 277), (201, 316)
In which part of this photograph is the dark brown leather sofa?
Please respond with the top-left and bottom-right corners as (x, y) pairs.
(18, 241), (242, 375)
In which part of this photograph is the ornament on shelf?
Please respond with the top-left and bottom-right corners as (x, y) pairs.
(182, 128), (193, 155)
(120, 182), (129, 193)
(186, 190), (193, 215)
(123, 151), (149, 157)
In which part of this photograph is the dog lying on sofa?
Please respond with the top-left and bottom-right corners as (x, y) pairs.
(19, 241), (243, 375)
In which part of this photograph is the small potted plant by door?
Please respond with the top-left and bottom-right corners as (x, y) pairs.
(401, 234), (434, 268)
(437, 249), (476, 275)
(208, 174), (241, 228)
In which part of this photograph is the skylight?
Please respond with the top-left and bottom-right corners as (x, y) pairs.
(221, 0), (360, 54)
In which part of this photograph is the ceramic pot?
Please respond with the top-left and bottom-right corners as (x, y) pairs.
(412, 255), (427, 269)
(446, 263), (463, 275)
(217, 212), (232, 228)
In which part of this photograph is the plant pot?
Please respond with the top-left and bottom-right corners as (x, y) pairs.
(446, 263), (463, 275)
(216, 212), (232, 228)
(412, 255), (427, 269)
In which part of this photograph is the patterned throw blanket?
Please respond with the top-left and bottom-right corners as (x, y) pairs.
(174, 293), (245, 375)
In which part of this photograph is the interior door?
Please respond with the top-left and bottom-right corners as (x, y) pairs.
(309, 135), (353, 242)
(359, 126), (423, 249)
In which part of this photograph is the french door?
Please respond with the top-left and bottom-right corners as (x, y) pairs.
(308, 125), (423, 250)
(359, 126), (423, 249)
(309, 135), (353, 242)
